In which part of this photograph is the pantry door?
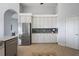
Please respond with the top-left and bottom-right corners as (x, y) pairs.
(66, 17), (79, 49)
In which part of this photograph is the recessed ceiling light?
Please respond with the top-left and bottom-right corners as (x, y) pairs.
(40, 3), (44, 5)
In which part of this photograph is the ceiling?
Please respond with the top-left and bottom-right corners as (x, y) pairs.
(20, 3), (58, 7)
(20, 3), (58, 14)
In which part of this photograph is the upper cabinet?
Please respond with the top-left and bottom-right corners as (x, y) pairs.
(19, 13), (32, 23)
(32, 15), (57, 28)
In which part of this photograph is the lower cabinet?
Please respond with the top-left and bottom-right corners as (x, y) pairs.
(0, 42), (4, 56)
(4, 37), (17, 56)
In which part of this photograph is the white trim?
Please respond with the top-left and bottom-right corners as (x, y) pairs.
(19, 13), (32, 16)
(19, 13), (57, 17)
(33, 14), (57, 17)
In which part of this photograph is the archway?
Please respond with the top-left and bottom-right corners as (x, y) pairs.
(4, 9), (18, 36)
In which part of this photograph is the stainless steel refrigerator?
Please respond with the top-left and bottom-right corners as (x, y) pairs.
(21, 23), (31, 45)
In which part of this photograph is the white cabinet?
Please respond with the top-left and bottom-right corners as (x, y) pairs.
(58, 16), (79, 50)
(66, 17), (74, 48)
(66, 17), (79, 49)
(19, 13), (32, 23)
(32, 15), (57, 43)
(57, 17), (66, 46)
(32, 33), (57, 43)
(32, 15), (57, 28)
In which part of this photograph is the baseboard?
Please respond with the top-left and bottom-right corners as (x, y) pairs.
(32, 42), (58, 44)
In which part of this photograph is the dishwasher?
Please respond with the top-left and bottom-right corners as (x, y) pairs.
(0, 41), (4, 56)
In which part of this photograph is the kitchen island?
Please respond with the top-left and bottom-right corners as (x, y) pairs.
(0, 36), (18, 56)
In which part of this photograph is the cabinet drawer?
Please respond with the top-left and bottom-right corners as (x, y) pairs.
(6, 41), (17, 46)
(6, 38), (17, 45)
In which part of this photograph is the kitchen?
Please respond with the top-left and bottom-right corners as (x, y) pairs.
(0, 3), (79, 56)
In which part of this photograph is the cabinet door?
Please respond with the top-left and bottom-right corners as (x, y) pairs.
(73, 17), (79, 49)
(57, 17), (66, 46)
(66, 17), (79, 49)
(20, 15), (32, 23)
(5, 38), (17, 56)
(66, 17), (74, 48)
(20, 15), (27, 23)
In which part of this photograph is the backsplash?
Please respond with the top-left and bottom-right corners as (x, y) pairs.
(32, 28), (58, 33)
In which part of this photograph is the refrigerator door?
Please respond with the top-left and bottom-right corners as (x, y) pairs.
(21, 23), (31, 45)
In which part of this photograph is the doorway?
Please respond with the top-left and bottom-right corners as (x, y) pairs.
(4, 9), (18, 36)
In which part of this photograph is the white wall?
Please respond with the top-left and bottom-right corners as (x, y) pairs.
(0, 3), (19, 37)
(20, 3), (57, 15)
(58, 3), (79, 49)
(58, 3), (79, 17)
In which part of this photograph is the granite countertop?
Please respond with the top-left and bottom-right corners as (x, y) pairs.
(0, 35), (18, 42)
